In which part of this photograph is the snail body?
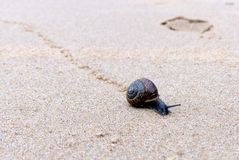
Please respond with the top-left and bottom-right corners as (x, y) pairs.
(126, 78), (180, 115)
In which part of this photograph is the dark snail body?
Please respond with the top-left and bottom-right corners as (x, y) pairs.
(126, 78), (180, 115)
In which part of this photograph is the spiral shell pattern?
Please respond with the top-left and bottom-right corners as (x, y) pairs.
(126, 78), (159, 107)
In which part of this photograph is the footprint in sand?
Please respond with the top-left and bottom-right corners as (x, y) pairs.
(225, 2), (234, 6)
(161, 16), (213, 34)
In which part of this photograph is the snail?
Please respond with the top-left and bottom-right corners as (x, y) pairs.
(126, 78), (180, 115)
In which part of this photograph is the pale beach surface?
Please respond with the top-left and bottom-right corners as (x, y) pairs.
(0, 0), (239, 159)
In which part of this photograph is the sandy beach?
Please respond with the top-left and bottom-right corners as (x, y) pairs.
(0, 0), (239, 159)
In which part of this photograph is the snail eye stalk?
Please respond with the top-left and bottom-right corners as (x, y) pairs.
(166, 104), (181, 109)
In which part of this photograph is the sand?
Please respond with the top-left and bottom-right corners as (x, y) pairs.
(0, 0), (239, 159)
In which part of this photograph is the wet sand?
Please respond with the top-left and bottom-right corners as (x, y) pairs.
(0, 0), (239, 159)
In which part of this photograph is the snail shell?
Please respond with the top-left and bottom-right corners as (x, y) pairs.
(126, 78), (159, 107)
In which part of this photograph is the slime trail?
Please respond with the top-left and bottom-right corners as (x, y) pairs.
(0, 20), (127, 92)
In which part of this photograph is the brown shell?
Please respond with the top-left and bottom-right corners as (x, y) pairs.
(126, 78), (159, 107)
